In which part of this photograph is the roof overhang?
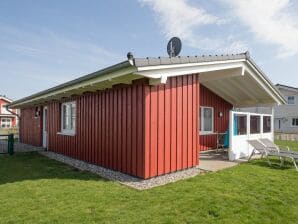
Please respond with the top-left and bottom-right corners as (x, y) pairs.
(276, 84), (298, 93)
(134, 59), (286, 107)
(9, 61), (139, 108)
(9, 53), (286, 109)
(0, 96), (13, 103)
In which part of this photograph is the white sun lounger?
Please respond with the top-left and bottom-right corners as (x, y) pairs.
(247, 139), (298, 171)
(259, 138), (298, 155)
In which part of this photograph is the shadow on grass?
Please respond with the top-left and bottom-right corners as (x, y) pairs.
(0, 152), (110, 185)
(248, 157), (295, 171)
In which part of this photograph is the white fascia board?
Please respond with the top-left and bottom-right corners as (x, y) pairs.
(0, 97), (13, 103)
(134, 59), (246, 79)
(133, 58), (284, 106)
(244, 61), (286, 105)
(12, 66), (137, 108)
(277, 85), (298, 93)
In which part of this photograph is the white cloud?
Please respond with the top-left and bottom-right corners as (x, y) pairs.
(0, 25), (122, 83)
(139, 0), (248, 53)
(224, 0), (298, 58)
(0, 25), (123, 99)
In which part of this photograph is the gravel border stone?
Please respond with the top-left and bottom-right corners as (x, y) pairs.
(39, 151), (200, 190)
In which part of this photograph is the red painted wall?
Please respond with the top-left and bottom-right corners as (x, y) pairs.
(144, 74), (199, 178)
(20, 75), (201, 179)
(45, 80), (146, 178)
(19, 107), (42, 146)
(199, 85), (232, 151)
(19, 75), (231, 177)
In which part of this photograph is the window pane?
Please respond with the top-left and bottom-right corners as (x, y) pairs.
(263, 116), (271, 133)
(250, 115), (260, 134)
(1, 118), (11, 128)
(234, 114), (247, 135)
(63, 104), (70, 130)
(293, 118), (298, 126)
(71, 103), (76, 130)
(61, 102), (76, 133)
(288, 96), (295, 104)
(202, 107), (213, 132)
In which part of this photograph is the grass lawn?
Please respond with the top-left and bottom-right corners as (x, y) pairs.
(275, 140), (298, 151)
(0, 141), (297, 223)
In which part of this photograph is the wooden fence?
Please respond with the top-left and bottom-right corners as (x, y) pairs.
(0, 128), (19, 139)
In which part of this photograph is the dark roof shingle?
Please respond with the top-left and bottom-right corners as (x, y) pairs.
(133, 52), (249, 67)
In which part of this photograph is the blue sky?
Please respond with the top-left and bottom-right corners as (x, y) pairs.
(1, 0), (298, 100)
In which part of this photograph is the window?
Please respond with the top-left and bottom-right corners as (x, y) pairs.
(233, 114), (247, 135)
(200, 107), (213, 134)
(292, 118), (298, 127)
(250, 115), (261, 134)
(61, 101), (76, 135)
(34, 107), (41, 117)
(287, 96), (295, 105)
(1, 118), (11, 128)
(263, 116), (271, 133)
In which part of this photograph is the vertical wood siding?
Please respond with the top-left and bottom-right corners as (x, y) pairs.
(42, 80), (146, 178)
(144, 74), (199, 178)
(20, 74), (200, 179)
(19, 108), (42, 146)
(199, 85), (232, 151)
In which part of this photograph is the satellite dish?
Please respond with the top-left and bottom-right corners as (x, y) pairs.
(167, 37), (182, 57)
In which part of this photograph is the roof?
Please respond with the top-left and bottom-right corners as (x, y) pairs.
(9, 60), (132, 108)
(0, 95), (13, 103)
(9, 51), (286, 108)
(276, 83), (298, 92)
(133, 53), (247, 67)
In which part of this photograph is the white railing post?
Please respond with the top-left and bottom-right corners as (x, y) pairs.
(260, 115), (264, 137)
(247, 112), (250, 139)
(271, 107), (274, 141)
(229, 110), (234, 161)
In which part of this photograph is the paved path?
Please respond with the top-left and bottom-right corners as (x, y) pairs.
(198, 150), (259, 172)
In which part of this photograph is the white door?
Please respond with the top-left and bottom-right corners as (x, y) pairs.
(43, 107), (48, 149)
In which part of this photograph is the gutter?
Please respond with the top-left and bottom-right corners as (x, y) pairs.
(5, 105), (20, 119)
(9, 60), (134, 108)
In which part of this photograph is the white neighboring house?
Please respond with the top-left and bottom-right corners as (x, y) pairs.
(274, 84), (298, 133)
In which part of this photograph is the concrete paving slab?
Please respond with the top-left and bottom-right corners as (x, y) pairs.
(198, 150), (259, 172)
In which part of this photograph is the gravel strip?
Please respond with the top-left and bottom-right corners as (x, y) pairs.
(39, 151), (200, 190)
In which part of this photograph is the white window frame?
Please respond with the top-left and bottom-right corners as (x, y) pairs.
(60, 101), (76, 135)
(287, 96), (295, 105)
(1, 118), (12, 128)
(292, 118), (298, 127)
(263, 116), (272, 133)
(200, 106), (214, 135)
(250, 115), (261, 134)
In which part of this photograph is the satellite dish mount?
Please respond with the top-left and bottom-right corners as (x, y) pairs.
(167, 37), (182, 57)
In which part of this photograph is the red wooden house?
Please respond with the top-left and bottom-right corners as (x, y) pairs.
(9, 52), (285, 179)
(0, 95), (18, 128)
